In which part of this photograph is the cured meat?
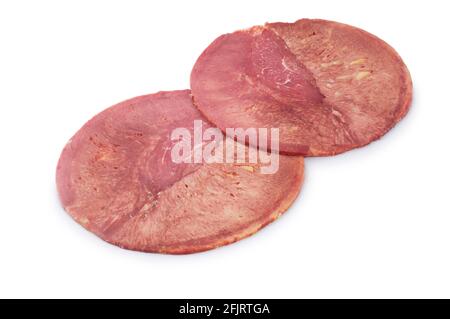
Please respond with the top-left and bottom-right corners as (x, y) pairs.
(56, 90), (304, 254)
(190, 19), (413, 156)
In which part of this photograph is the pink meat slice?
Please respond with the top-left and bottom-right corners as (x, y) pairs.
(56, 90), (304, 254)
(190, 19), (413, 156)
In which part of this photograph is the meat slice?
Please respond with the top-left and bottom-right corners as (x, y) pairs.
(56, 90), (304, 254)
(190, 19), (413, 156)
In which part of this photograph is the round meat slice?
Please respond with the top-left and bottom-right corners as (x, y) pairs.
(56, 90), (304, 254)
(190, 19), (413, 156)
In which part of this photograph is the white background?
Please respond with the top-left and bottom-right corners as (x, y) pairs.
(0, 0), (449, 299)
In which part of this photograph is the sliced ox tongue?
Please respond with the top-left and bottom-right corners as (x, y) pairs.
(190, 19), (412, 156)
(56, 90), (304, 254)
